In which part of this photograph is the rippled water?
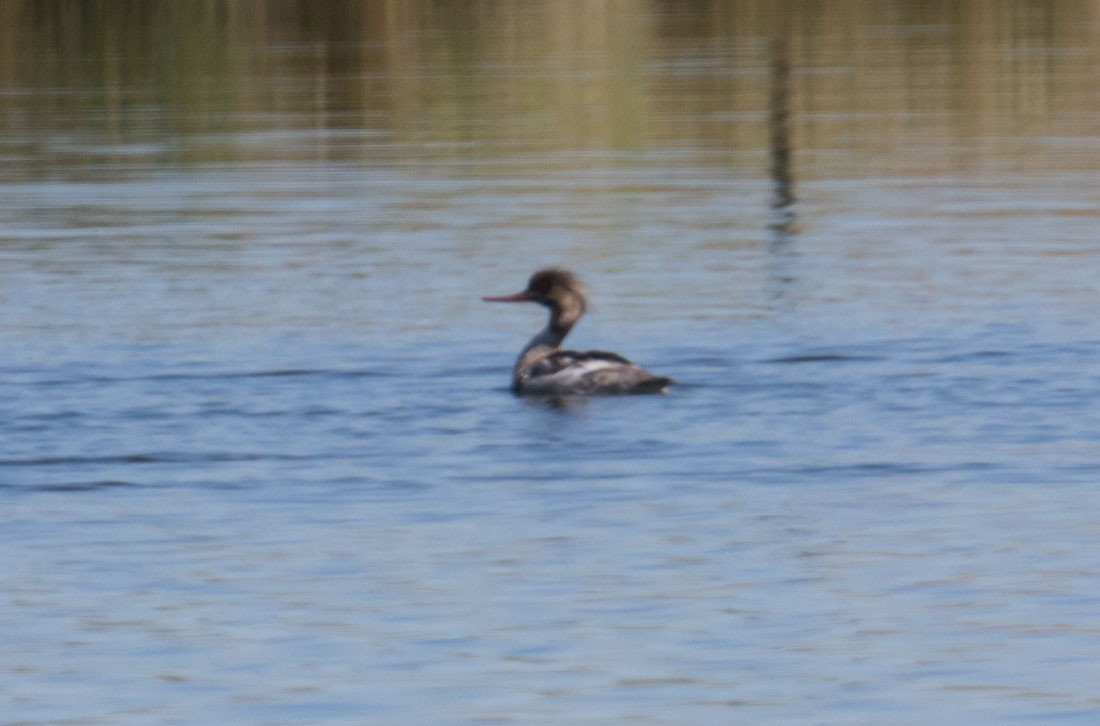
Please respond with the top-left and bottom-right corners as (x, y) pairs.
(5, 3), (1100, 724)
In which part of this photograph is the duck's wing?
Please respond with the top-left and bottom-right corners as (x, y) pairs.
(520, 349), (673, 395)
(527, 349), (630, 375)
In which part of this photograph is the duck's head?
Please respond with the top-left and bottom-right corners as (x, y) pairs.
(483, 268), (588, 320)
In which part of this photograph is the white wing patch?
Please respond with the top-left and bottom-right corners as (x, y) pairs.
(518, 351), (668, 395)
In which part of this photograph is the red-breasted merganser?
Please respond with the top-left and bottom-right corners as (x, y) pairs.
(483, 268), (674, 396)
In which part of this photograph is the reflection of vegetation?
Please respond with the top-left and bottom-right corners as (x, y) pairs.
(769, 35), (795, 238)
(1, 0), (1098, 176)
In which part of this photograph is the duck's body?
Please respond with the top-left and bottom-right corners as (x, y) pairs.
(484, 269), (673, 396)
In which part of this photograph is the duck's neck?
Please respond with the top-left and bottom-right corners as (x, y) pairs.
(513, 302), (582, 377)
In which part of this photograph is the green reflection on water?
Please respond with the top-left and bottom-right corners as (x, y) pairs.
(1, 1), (1099, 178)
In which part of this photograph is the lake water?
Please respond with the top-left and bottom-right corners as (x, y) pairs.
(4, 2), (1100, 724)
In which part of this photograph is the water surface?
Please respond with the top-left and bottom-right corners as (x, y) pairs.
(3, 2), (1100, 724)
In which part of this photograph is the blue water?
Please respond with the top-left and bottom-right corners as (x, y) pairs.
(4, 161), (1100, 724)
(6, 3), (1100, 720)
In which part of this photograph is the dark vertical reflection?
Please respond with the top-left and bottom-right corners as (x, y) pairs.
(768, 33), (796, 246)
(765, 23), (800, 309)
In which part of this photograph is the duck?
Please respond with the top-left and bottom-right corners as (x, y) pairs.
(483, 268), (673, 396)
